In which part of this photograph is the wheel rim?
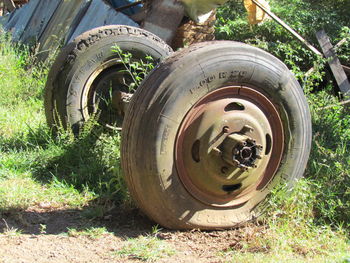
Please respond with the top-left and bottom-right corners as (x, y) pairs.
(82, 59), (134, 129)
(175, 86), (284, 207)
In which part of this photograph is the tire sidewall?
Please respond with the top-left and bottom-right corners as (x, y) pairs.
(45, 25), (172, 130)
(123, 41), (312, 229)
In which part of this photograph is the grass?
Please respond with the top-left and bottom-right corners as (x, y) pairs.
(0, 33), (127, 218)
(116, 225), (176, 261)
(0, 219), (22, 237)
(117, 235), (176, 262)
(220, 225), (349, 262)
(67, 226), (110, 239)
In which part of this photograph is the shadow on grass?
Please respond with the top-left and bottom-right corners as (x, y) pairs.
(0, 124), (54, 152)
(0, 206), (155, 237)
(0, 125), (156, 237)
(30, 126), (126, 199)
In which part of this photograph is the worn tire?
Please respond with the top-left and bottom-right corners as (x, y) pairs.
(44, 25), (172, 132)
(121, 41), (312, 230)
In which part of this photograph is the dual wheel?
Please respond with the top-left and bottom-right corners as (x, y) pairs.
(45, 25), (312, 230)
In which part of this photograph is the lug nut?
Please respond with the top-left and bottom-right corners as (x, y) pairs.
(223, 126), (230, 133)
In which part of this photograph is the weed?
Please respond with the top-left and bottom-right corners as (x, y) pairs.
(117, 234), (176, 262)
(67, 226), (110, 239)
(39, 224), (47, 234)
(1, 219), (22, 237)
(111, 45), (155, 92)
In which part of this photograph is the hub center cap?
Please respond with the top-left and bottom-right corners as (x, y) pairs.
(221, 133), (262, 170)
(175, 86), (284, 207)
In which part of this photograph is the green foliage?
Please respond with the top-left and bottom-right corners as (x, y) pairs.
(306, 90), (350, 228)
(111, 45), (155, 92)
(216, 0), (350, 74)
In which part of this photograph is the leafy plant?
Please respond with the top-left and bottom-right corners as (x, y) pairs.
(111, 45), (155, 92)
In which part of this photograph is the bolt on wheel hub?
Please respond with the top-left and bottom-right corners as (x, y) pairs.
(175, 86), (284, 207)
(220, 132), (263, 170)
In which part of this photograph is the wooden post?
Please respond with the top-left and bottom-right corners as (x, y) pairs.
(316, 29), (350, 98)
(142, 0), (185, 44)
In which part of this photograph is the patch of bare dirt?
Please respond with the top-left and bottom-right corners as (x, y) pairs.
(0, 205), (264, 263)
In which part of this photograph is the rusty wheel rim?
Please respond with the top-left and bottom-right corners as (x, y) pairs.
(82, 59), (134, 129)
(175, 86), (284, 207)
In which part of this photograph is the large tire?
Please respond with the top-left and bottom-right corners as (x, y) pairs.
(44, 25), (172, 132)
(121, 41), (312, 230)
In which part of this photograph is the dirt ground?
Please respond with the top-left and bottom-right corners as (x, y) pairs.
(0, 205), (258, 263)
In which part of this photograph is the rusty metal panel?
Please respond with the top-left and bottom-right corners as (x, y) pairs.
(0, 12), (11, 27)
(38, 0), (91, 61)
(63, 0), (92, 44)
(4, 7), (20, 30)
(6, 0), (40, 41)
(68, 0), (138, 42)
(19, 0), (61, 43)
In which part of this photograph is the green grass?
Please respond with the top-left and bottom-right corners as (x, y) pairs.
(117, 235), (176, 262)
(220, 225), (349, 262)
(0, 33), (127, 216)
(67, 226), (111, 239)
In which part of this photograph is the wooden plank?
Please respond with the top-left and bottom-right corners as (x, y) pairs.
(334, 38), (348, 49)
(305, 37), (350, 77)
(68, 0), (138, 42)
(316, 29), (350, 98)
(251, 0), (322, 56)
(20, 0), (61, 44)
(7, 0), (40, 41)
(321, 99), (350, 110)
(37, 0), (91, 61)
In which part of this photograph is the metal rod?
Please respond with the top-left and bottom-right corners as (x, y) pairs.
(251, 0), (322, 56)
(115, 1), (142, 12)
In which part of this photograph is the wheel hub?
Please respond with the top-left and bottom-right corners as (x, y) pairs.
(220, 132), (262, 170)
(175, 86), (284, 207)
